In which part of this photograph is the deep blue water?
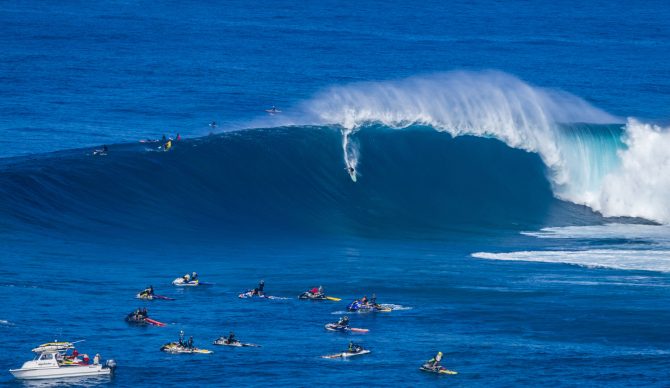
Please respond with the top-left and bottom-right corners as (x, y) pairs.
(2, 0), (670, 386)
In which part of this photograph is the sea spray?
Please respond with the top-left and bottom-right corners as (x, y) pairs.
(294, 71), (670, 223)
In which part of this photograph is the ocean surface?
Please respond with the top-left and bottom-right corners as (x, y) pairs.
(2, 0), (670, 386)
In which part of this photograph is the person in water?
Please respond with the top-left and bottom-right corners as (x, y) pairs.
(337, 316), (350, 327)
(178, 330), (185, 346)
(183, 273), (191, 282)
(187, 336), (194, 349)
(210, 121), (217, 128)
(360, 296), (368, 305)
(191, 272), (198, 281)
(347, 341), (363, 353)
(162, 135), (167, 141)
(164, 139), (172, 151)
(176, 133), (181, 141)
(425, 351), (443, 368)
(227, 331), (237, 344)
(369, 293), (377, 306)
(257, 280), (265, 295)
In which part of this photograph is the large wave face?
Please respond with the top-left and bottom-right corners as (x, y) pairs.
(264, 71), (668, 223)
(0, 126), (599, 242)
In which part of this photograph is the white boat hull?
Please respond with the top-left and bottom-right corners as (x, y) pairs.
(10, 364), (111, 380)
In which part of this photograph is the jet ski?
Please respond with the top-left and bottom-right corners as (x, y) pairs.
(125, 313), (147, 326)
(322, 346), (370, 359)
(324, 323), (369, 333)
(172, 277), (199, 286)
(419, 365), (458, 375)
(160, 343), (212, 354)
(346, 300), (392, 312)
(213, 337), (260, 347)
(125, 311), (166, 327)
(136, 293), (175, 301)
(298, 292), (341, 301)
(238, 290), (277, 299)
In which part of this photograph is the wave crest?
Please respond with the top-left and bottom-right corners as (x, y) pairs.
(290, 71), (668, 223)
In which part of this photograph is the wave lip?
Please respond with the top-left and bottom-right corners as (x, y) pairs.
(289, 71), (668, 224)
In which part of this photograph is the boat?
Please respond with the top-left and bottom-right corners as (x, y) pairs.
(172, 277), (199, 286)
(322, 349), (370, 359)
(324, 323), (369, 333)
(346, 300), (392, 312)
(213, 337), (260, 347)
(10, 344), (115, 380)
(419, 365), (458, 375)
(160, 342), (212, 354)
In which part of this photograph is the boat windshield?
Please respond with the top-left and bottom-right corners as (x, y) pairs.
(38, 353), (55, 361)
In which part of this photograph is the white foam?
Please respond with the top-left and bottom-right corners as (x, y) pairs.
(592, 120), (670, 222)
(472, 249), (670, 272)
(522, 223), (670, 242)
(278, 71), (670, 224)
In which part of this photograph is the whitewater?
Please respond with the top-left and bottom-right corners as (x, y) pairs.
(255, 71), (669, 224)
